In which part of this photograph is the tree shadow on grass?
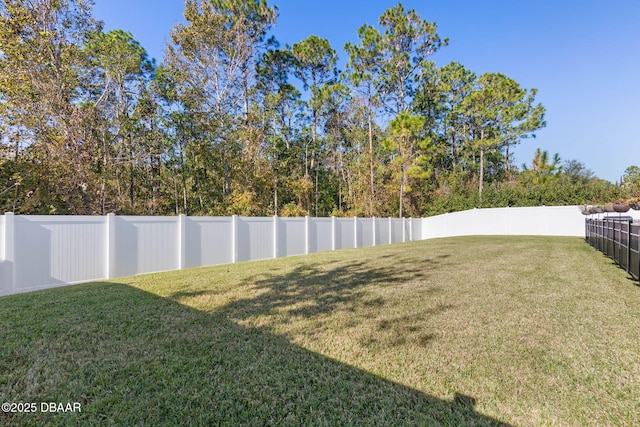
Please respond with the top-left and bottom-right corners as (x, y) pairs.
(0, 282), (511, 426)
(172, 256), (445, 321)
(172, 254), (455, 359)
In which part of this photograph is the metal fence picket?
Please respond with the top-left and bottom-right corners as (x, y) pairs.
(586, 217), (638, 280)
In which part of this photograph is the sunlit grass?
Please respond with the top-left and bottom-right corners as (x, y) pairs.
(1, 236), (639, 426)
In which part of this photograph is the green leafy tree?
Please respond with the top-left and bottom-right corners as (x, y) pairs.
(164, 0), (276, 214)
(522, 148), (562, 185)
(317, 81), (351, 216)
(377, 2), (447, 115)
(622, 165), (640, 197)
(383, 112), (428, 217)
(210, 0), (277, 117)
(291, 35), (337, 215)
(563, 159), (594, 183)
(84, 29), (155, 213)
(345, 24), (384, 215)
(414, 61), (476, 176)
(0, 0), (101, 213)
(463, 73), (545, 202)
(256, 48), (302, 214)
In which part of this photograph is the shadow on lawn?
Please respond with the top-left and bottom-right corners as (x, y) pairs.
(173, 255), (447, 321)
(0, 282), (511, 426)
(605, 260), (640, 286)
(232, 259), (433, 316)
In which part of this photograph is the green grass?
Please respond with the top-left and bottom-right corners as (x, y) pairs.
(1, 236), (639, 426)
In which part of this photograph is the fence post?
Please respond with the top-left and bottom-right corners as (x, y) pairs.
(305, 215), (310, 255)
(613, 221), (622, 264)
(273, 215), (279, 259)
(388, 217), (392, 244)
(372, 216), (377, 246)
(2, 212), (15, 295)
(331, 216), (336, 251)
(636, 221), (640, 279)
(232, 215), (238, 263)
(402, 217), (406, 243)
(627, 219), (631, 274)
(178, 214), (186, 269)
(354, 216), (358, 248)
(609, 219), (613, 257)
(105, 213), (116, 280)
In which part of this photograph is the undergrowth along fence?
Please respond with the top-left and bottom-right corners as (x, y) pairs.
(585, 217), (640, 280)
(0, 214), (417, 296)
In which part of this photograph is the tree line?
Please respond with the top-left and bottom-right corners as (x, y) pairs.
(0, 0), (626, 217)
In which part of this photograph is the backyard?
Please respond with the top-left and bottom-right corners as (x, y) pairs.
(0, 236), (638, 426)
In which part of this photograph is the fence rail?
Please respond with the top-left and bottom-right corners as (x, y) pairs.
(0, 214), (415, 296)
(586, 217), (640, 280)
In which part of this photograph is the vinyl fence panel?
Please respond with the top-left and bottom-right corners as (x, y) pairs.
(507, 207), (539, 236)
(410, 218), (420, 241)
(13, 215), (106, 293)
(0, 215), (4, 260)
(358, 218), (373, 248)
(0, 215), (5, 295)
(389, 219), (401, 243)
(115, 216), (180, 277)
(375, 218), (390, 245)
(279, 217), (306, 257)
(473, 208), (509, 235)
(185, 217), (233, 268)
(421, 206), (584, 239)
(238, 217), (274, 262)
(335, 218), (355, 250)
(310, 218), (333, 253)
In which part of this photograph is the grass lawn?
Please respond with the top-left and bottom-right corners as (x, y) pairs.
(1, 236), (639, 426)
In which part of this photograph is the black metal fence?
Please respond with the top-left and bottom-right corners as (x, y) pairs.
(585, 217), (640, 280)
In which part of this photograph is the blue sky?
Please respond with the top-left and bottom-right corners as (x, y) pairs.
(92, 0), (640, 183)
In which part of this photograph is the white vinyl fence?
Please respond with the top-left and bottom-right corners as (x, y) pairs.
(0, 206), (588, 297)
(420, 205), (585, 239)
(0, 214), (415, 296)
